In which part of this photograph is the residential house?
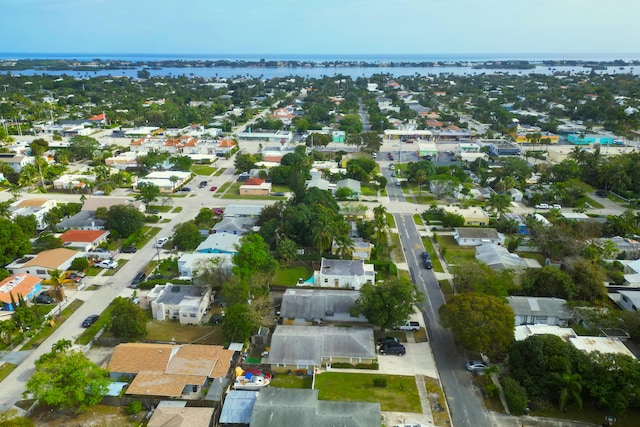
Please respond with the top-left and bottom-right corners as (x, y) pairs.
(81, 196), (144, 213)
(238, 130), (293, 144)
(0, 274), (43, 311)
(480, 139), (521, 156)
(332, 131), (345, 143)
(306, 173), (331, 191)
(331, 237), (373, 261)
(443, 206), (490, 226)
(507, 296), (572, 326)
(134, 171), (192, 193)
(567, 133), (615, 145)
(239, 178), (271, 196)
(569, 336), (636, 359)
(216, 139), (236, 157)
(616, 290), (640, 311)
(53, 174), (96, 190)
(475, 243), (541, 271)
(219, 390), (258, 426)
(10, 198), (56, 230)
(602, 236), (640, 259)
(57, 196), (144, 231)
(455, 142), (487, 162)
(0, 153), (34, 172)
(58, 229), (109, 251)
(623, 259), (640, 287)
(212, 216), (257, 235)
(196, 232), (242, 255)
(335, 178), (361, 200)
(266, 325), (376, 372)
(453, 227), (505, 246)
(507, 188), (524, 202)
(105, 151), (140, 170)
(107, 343), (234, 398)
(280, 289), (367, 325)
(148, 403), (214, 427)
(177, 253), (233, 278)
(5, 248), (83, 279)
(249, 388), (381, 427)
(515, 324), (578, 342)
(315, 258), (375, 290)
(223, 205), (265, 218)
(147, 283), (211, 324)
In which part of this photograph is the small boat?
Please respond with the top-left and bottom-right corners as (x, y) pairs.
(233, 367), (271, 390)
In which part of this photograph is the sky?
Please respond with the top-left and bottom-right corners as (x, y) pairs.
(1, 0), (640, 59)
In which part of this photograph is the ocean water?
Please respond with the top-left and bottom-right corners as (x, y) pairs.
(1, 52), (639, 79)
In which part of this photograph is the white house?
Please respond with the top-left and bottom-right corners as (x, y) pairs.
(616, 290), (640, 311)
(453, 228), (505, 246)
(315, 258), (374, 290)
(5, 248), (83, 279)
(475, 243), (541, 271)
(507, 296), (572, 327)
(10, 198), (57, 230)
(0, 153), (34, 172)
(133, 171), (192, 193)
(196, 232), (242, 255)
(147, 283), (212, 325)
(177, 253), (234, 278)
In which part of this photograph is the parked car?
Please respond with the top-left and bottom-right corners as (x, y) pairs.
(423, 259), (433, 269)
(92, 247), (109, 253)
(534, 203), (550, 209)
(65, 272), (84, 282)
(421, 252), (431, 260)
(121, 246), (137, 253)
(35, 291), (54, 304)
(210, 186), (218, 191)
(96, 260), (118, 269)
(180, 187), (191, 192)
(155, 237), (169, 248)
(147, 273), (164, 281)
(82, 314), (99, 328)
(379, 343), (406, 356)
(552, 204), (562, 209)
(465, 360), (489, 373)
(146, 208), (159, 214)
(389, 164), (395, 170)
(393, 321), (420, 332)
(199, 180), (208, 188)
(130, 271), (147, 288)
(376, 336), (400, 346)
(390, 172), (396, 177)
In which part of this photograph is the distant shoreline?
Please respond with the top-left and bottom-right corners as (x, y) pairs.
(1, 58), (639, 72)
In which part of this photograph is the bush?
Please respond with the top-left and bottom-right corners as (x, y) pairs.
(127, 400), (142, 415)
(329, 362), (354, 369)
(486, 383), (499, 399)
(70, 257), (89, 271)
(356, 362), (379, 370)
(373, 377), (387, 388)
(502, 376), (528, 415)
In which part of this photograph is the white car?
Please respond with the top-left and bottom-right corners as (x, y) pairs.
(155, 237), (169, 248)
(96, 260), (118, 269)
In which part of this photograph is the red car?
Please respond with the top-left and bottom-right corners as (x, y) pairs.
(210, 186), (218, 191)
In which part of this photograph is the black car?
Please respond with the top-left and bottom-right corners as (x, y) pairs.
(130, 271), (147, 288)
(36, 291), (54, 304)
(82, 314), (99, 328)
(421, 251), (431, 260)
(199, 180), (208, 188)
(121, 246), (137, 253)
(379, 343), (406, 356)
(424, 259), (433, 269)
(180, 187), (192, 192)
(376, 336), (400, 346)
(146, 209), (159, 214)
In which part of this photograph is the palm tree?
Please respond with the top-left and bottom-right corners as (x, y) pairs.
(312, 213), (334, 256)
(415, 170), (427, 196)
(169, 175), (180, 192)
(42, 269), (74, 313)
(487, 193), (512, 217)
(550, 372), (583, 411)
(333, 234), (355, 260)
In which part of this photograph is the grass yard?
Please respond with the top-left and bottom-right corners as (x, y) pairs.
(389, 231), (405, 265)
(29, 403), (136, 427)
(271, 184), (290, 193)
(421, 237), (443, 272)
(315, 372), (422, 413)
(191, 165), (217, 175)
(386, 213), (396, 228)
(269, 374), (313, 389)
(148, 204), (172, 213)
(424, 377), (451, 427)
(361, 186), (378, 197)
(145, 320), (224, 345)
(23, 300), (84, 350)
(103, 259), (128, 276)
(436, 235), (475, 264)
(0, 362), (17, 383)
(172, 206), (183, 213)
(273, 265), (314, 286)
(213, 168), (226, 176)
(413, 214), (423, 226)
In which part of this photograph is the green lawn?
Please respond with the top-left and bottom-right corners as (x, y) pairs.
(273, 265), (314, 286)
(0, 362), (17, 383)
(145, 320), (224, 345)
(389, 231), (405, 264)
(191, 165), (217, 176)
(269, 374), (313, 389)
(436, 235), (476, 264)
(385, 213), (396, 228)
(148, 204), (172, 213)
(213, 168), (226, 176)
(172, 206), (183, 213)
(315, 372), (421, 413)
(413, 214), (423, 226)
(85, 266), (102, 276)
(421, 237), (443, 272)
(361, 186), (378, 197)
(23, 300), (84, 350)
(103, 259), (128, 276)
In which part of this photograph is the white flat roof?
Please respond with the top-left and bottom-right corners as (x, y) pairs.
(515, 324), (577, 342)
(569, 336), (635, 359)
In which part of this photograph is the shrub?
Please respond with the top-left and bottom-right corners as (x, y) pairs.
(502, 376), (528, 415)
(70, 257), (89, 271)
(486, 383), (499, 399)
(127, 401), (142, 415)
(329, 362), (354, 369)
(356, 362), (379, 370)
(373, 377), (387, 388)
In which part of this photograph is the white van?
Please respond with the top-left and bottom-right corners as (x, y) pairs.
(535, 203), (550, 209)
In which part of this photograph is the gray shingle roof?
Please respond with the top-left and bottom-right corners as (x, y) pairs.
(455, 227), (500, 240)
(267, 326), (375, 366)
(250, 388), (381, 427)
(280, 289), (366, 322)
(320, 258), (365, 277)
(507, 296), (571, 319)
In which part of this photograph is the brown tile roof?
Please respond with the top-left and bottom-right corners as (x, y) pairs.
(244, 178), (265, 186)
(126, 373), (206, 397)
(23, 248), (78, 269)
(16, 198), (49, 208)
(108, 343), (174, 373)
(148, 407), (214, 427)
(0, 274), (42, 304)
(131, 138), (144, 146)
(59, 229), (109, 244)
(166, 344), (233, 377)
(219, 139), (236, 148)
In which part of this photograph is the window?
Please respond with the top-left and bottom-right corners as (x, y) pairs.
(190, 313), (196, 318)
(37, 270), (46, 275)
(182, 313), (187, 317)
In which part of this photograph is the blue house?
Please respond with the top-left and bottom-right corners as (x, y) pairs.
(568, 134), (615, 145)
(196, 232), (242, 255)
(0, 274), (43, 311)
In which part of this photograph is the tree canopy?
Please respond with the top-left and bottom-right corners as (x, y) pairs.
(172, 222), (204, 251)
(356, 278), (423, 331)
(108, 297), (148, 340)
(104, 205), (145, 238)
(439, 292), (514, 359)
(0, 218), (31, 266)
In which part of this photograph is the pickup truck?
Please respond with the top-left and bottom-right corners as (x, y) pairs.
(393, 321), (420, 332)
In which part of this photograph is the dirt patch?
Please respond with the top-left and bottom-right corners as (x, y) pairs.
(30, 404), (139, 427)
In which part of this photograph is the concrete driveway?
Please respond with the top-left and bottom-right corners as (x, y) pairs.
(377, 342), (438, 378)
